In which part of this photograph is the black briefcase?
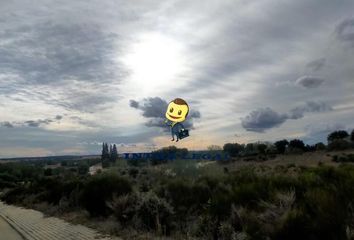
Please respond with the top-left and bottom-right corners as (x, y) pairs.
(178, 129), (189, 139)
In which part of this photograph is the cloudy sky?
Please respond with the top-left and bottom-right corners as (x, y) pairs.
(1, 0), (354, 157)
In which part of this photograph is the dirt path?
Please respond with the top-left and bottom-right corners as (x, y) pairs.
(0, 215), (24, 240)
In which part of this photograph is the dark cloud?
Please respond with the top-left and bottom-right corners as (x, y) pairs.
(24, 119), (54, 127)
(242, 101), (332, 132)
(1, 115), (63, 128)
(295, 76), (325, 88)
(241, 108), (288, 133)
(0, 22), (119, 84)
(289, 101), (332, 119)
(131, 97), (167, 118)
(306, 58), (326, 71)
(335, 18), (354, 45)
(130, 97), (201, 130)
(0, 21), (125, 112)
(129, 100), (139, 109)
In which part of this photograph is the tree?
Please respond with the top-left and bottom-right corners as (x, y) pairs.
(305, 144), (316, 152)
(288, 139), (305, 151)
(223, 143), (244, 157)
(351, 130), (354, 142)
(109, 144), (113, 159)
(274, 140), (289, 154)
(207, 145), (222, 151)
(328, 139), (351, 151)
(257, 144), (267, 155)
(101, 142), (110, 166)
(78, 164), (89, 175)
(110, 144), (118, 163)
(327, 130), (349, 143)
(315, 142), (326, 151)
(245, 143), (255, 152)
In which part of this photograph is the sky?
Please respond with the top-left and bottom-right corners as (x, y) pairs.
(0, 0), (354, 157)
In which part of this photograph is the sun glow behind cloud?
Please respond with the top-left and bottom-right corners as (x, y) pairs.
(122, 32), (187, 96)
(1, 0), (354, 157)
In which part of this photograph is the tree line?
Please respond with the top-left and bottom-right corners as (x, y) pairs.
(222, 129), (354, 157)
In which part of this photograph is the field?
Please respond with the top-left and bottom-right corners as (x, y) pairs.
(1, 149), (354, 239)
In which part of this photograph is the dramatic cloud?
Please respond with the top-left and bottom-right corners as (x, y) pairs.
(0, 0), (354, 157)
(130, 97), (167, 118)
(295, 76), (325, 88)
(242, 101), (332, 132)
(130, 97), (201, 130)
(241, 108), (288, 133)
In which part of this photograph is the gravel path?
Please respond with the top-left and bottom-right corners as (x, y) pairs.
(0, 202), (120, 240)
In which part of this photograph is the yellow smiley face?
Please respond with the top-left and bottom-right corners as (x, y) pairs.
(165, 100), (189, 122)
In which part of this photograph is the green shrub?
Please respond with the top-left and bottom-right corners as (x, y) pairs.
(1, 186), (28, 204)
(80, 174), (132, 217)
(0, 172), (18, 182)
(194, 214), (218, 239)
(232, 181), (270, 206)
(164, 179), (210, 216)
(108, 193), (139, 225)
(274, 209), (311, 240)
(301, 188), (347, 239)
(328, 139), (351, 151)
(136, 191), (174, 234)
(128, 168), (139, 178)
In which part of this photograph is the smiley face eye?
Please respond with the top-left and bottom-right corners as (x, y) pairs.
(178, 110), (182, 115)
(169, 108), (174, 113)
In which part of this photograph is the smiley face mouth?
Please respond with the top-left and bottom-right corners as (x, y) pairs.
(168, 113), (181, 119)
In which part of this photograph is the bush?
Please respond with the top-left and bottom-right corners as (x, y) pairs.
(128, 168), (139, 178)
(80, 174), (132, 217)
(315, 142), (326, 151)
(1, 186), (28, 204)
(274, 140), (289, 154)
(288, 139), (306, 153)
(0, 172), (18, 182)
(274, 209), (310, 240)
(328, 139), (351, 151)
(136, 191), (174, 234)
(223, 143), (244, 157)
(328, 130), (349, 142)
(108, 193), (139, 225)
(0, 179), (16, 189)
(332, 154), (354, 163)
(164, 179), (210, 216)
